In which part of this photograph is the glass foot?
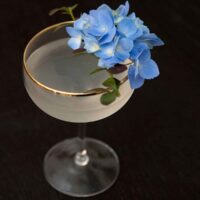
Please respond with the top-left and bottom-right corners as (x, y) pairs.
(44, 138), (120, 197)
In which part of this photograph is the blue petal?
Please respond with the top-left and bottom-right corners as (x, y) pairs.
(138, 49), (151, 62)
(118, 18), (137, 38)
(97, 4), (112, 13)
(74, 18), (86, 30)
(114, 16), (124, 24)
(66, 27), (81, 37)
(98, 59), (107, 68)
(113, 35), (120, 47)
(84, 37), (100, 53)
(139, 59), (160, 79)
(88, 10), (101, 26)
(142, 25), (150, 34)
(86, 26), (104, 36)
(116, 1), (130, 17)
(99, 26), (116, 45)
(97, 9), (114, 30)
(68, 37), (82, 50)
(97, 4), (113, 19)
(118, 38), (134, 52)
(138, 33), (165, 47)
(89, 9), (98, 18)
(129, 29), (143, 40)
(115, 38), (133, 61)
(86, 9), (114, 36)
(128, 65), (145, 89)
(95, 42), (115, 59)
(129, 12), (136, 20)
(130, 42), (149, 59)
(135, 17), (144, 26)
(74, 13), (94, 30)
(115, 51), (130, 61)
(133, 18), (149, 37)
(98, 57), (120, 69)
(125, 1), (130, 15)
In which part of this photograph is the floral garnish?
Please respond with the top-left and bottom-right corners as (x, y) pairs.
(51, 1), (164, 105)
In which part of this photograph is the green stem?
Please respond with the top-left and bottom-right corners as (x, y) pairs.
(69, 10), (75, 21)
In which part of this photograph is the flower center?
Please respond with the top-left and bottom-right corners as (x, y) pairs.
(106, 48), (114, 56)
(101, 26), (107, 33)
(92, 44), (100, 51)
(85, 22), (91, 29)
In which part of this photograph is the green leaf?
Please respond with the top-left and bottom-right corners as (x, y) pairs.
(49, 7), (66, 16)
(90, 68), (105, 75)
(114, 78), (121, 96)
(101, 92), (117, 105)
(71, 4), (78, 10)
(64, 8), (72, 15)
(103, 77), (116, 87)
(49, 4), (78, 20)
(103, 77), (120, 96)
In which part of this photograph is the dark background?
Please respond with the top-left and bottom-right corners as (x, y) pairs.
(0, 0), (200, 199)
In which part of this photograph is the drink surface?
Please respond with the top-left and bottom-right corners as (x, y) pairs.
(27, 38), (107, 92)
(25, 38), (133, 123)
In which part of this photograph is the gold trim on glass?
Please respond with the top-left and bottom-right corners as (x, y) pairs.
(23, 21), (128, 97)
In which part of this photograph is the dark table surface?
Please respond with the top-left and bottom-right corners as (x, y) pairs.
(0, 0), (200, 199)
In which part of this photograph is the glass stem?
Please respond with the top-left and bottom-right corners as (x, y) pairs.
(78, 123), (86, 142)
(75, 123), (89, 166)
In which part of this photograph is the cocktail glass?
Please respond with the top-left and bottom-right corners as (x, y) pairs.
(23, 21), (133, 197)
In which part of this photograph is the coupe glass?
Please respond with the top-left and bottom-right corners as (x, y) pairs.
(23, 21), (134, 197)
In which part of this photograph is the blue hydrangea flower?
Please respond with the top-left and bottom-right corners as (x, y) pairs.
(65, 1), (164, 90)
(128, 49), (160, 89)
(95, 36), (133, 68)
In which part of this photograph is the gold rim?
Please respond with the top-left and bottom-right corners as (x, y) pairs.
(23, 21), (128, 97)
